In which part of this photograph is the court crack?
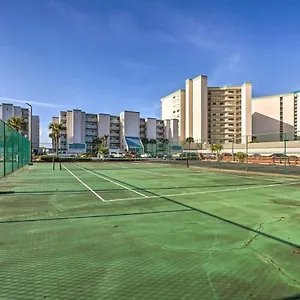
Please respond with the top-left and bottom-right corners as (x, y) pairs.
(241, 223), (263, 248)
(251, 248), (300, 286)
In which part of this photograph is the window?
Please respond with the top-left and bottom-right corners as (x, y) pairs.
(220, 102), (224, 105)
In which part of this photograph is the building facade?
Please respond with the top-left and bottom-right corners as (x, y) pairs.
(252, 91), (300, 142)
(161, 89), (186, 141)
(0, 103), (40, 151)
(161, 74), (252, 144)
(53, 109), (178, 154)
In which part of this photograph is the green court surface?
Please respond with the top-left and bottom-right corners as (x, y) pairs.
(1, 162), (300, 300)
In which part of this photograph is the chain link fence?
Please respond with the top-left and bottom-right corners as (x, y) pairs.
(0, 120), (31, 176)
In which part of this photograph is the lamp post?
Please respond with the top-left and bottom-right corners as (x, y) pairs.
(26, 103), (32, 162)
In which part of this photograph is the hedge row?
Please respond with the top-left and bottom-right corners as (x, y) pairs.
(39, 156), (92, 162)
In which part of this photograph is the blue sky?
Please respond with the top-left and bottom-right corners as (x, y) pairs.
(1, 0), (300, 143)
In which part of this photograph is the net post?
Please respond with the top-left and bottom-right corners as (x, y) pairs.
(53, 156), (55, 170)
(3, 123), (6, 176)
(186, 156), (189, 168)
(246, 135), (249, 171)
(231, 137), (234, 162)
(284, 132), (287, 175)
(59, 157), (62, 170)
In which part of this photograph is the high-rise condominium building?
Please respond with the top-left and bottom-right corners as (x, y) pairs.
(161, 75), (252, 144)
(252, 91), (300, 142)
(53, 109), (178, 154)
(0, 103), (40, 151)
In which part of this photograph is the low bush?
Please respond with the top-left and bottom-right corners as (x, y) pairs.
(39, 156), (92, 162)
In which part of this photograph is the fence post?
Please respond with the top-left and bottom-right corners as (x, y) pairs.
(3, 123), (6, 176)
(18, 135), (20, 169)
(284, 132), (287, 175)
(11, 131), (14, 172)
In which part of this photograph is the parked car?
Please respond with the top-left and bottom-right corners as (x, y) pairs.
(163, 154), (173, 159)
(269, 153), (288, 158)
(222, 153), (233, 157)
(110, 152), (125, 158)
(249, 153), (261, 157)
(141, 153), (152, 158)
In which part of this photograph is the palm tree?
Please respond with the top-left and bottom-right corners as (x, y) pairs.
(162, 138), (169, 154)
(7, 116), (28, 133)
(210, 143), (223, 161)
(149, 139), (157, 155)
(48, 122), (66, 155)
(141, 138), (149, 153)
(186, 137), (194, 150)
(100, 135), (109, 147)
(92, 137), (102, 156)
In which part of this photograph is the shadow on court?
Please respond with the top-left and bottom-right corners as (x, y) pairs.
(76, 164), (300, 250)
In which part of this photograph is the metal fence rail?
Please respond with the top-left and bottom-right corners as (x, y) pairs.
(0, 119), (31, 176)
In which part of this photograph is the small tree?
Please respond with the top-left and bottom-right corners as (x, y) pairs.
(236, 152), (247, 163)
(7, 116), (28, 133)
(186, 137), (194, 150)
(251, 136), (259, 143)
(48, 122), (66, 155)
(99, 147), (109, 156)
(210, 143), (223, 161)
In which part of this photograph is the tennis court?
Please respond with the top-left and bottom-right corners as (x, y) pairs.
(1, 161), (300, 299)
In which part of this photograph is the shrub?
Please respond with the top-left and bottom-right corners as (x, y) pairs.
(39, 155), (92, 162)
(235, 152), (247, 162)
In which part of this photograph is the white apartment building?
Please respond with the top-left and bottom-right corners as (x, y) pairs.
(161, 89), (186, 141)
(0, 103), (40, 151)
(53, 109), (178, 154)
(252, 91), (300, 142)
(161, 74), (252, 144)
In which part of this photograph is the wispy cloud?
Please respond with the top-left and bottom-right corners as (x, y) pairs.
(0, 97), (66, 108)
(121, 59), (156, 78)
(0, 87), (7, 92)
(209, 52), (243, 86)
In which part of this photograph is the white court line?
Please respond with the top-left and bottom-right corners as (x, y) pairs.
(75, 164), (148, 198)
(62, 165), (106, 202)
(106, 181), (300, 202)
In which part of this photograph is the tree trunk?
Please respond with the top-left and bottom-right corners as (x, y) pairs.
(56, 138), (59, 156)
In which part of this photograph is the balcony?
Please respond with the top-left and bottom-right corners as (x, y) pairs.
(110, 131), (120, 137)
(85, 131), (97, 136)
(110, 117), (120, 124)
(110, 125), (120, 130)
(85, 124), (97, 129)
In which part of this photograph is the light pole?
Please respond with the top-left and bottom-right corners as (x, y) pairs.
(26, 103), (32, 162)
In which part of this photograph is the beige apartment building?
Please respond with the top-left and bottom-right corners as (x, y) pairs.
(161, 74), (252, 145)
(252, 91), (300, 142)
